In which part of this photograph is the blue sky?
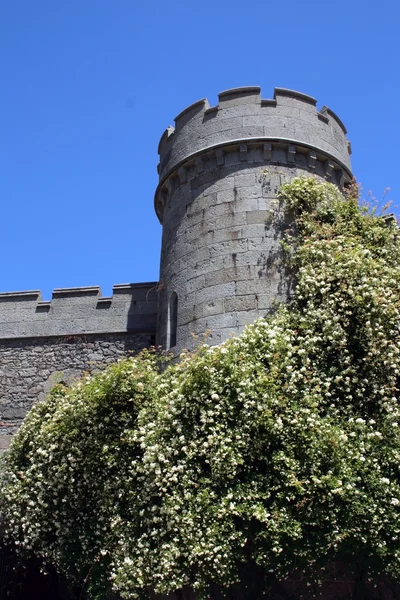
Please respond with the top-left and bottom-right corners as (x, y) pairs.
(1, 1), (399, 299)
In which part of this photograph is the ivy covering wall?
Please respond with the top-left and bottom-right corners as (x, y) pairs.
(1, 178), (400, 599)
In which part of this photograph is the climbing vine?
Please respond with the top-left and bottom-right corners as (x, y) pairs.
(1, 177), (400, 599)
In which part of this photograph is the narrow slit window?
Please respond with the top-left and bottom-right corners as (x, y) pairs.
(169, 292), (178, 348)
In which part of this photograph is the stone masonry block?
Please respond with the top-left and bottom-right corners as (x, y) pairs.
(216, 149), (225, 166)
(235, 278), (281, 296)
(200, 115), (243, 136)
(274, 104), (302, 118)
(179, 246), (213, 267)
(213, 212), (247, 230)
(184, 208), (209, 228)
(234, 186), (261, 204)
(247, 237), (266, 250)
(195, 282), (236, 305)
(243, 223), (269, 239)
(216, 189), (235, 204)
(234, 173), (257, 187)
(204, 176), (235, 195)
(256, 294), (274, 310)
(178, 306), (196, 326)
(178, 291), (196, 312)
(204, 265), (254, 287)
(189, 312), (237, 333)
(257, 198), (274, 210)
(232, 249), (274, 268)
(186, 259), (219, 279)
(222, 253), (247, 269)
(208, 239), (248, 258)
(195, 298), (225, 319)
(207, 326), (240, 344)
(195, 156), (204, 173)
(236, 309), (262, 327)
(183, 219), (212, 242)
(204, 228), (244, 245)
(246, 210), (272, 225)
(239, 144), (248, 161)
(189, 171), (219, 191)
(287, 144), (296, 163)
(224, 151), (241, 167)
(202, 202), (237, 221)
(178, 166), (187, 183)
(185, 275), (206, 294)
(224, 295), (257, 312)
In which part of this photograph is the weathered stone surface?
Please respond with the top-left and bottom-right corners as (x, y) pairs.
(0, 332), (154, 447)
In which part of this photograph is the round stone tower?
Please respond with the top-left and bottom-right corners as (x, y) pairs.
(155, 86), (352, 352)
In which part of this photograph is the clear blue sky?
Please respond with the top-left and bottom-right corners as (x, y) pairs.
(1, 1), (399, 299)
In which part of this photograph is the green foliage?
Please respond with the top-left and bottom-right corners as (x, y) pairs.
(1, 177), (400, 598)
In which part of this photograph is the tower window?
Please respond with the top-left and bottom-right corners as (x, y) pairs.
(168, 292), (178, 348)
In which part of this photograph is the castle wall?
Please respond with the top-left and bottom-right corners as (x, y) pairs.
(155, 87), (352, 353)
(0, 283), (157, 451)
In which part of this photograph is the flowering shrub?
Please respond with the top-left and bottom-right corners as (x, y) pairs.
(1, 177), (400, 599)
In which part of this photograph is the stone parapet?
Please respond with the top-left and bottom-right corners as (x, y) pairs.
(156, 86), (352, 189)
(0, 283), (158, 339)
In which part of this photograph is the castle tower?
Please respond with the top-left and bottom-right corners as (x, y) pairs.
(155, 87), (352, 352)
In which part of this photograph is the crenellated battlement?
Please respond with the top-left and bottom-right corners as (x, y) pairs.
(157, 86), (352, 184)
(0, 283), (157, 339)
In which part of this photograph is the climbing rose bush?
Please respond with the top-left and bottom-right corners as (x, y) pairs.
(1, 177), (400, 599)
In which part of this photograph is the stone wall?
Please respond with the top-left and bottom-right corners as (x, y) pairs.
(0, 332), (155, 453)
(0, 283), (157, 451)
